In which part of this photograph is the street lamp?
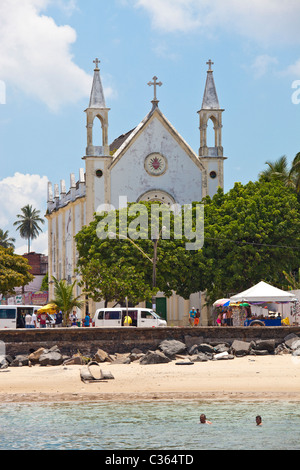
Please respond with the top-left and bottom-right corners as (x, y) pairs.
(109, 227), (166, 311)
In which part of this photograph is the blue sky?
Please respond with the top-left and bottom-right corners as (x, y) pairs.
(0, 0), (300, 254)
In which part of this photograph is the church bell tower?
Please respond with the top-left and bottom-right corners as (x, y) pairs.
(198, 60), (226, 198)
(84, 59), (112, 224)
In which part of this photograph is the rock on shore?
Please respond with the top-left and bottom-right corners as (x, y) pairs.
(1, 333), (299, 368)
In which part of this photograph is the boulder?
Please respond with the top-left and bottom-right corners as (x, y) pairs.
(214, 344), (230, 354)
(28, 348), (47, 363)
(63, 355), (84, 365)
(39, 351), (64, 366)
(158, 340), (186, 358)
(284, 333), (300, 349)
(140, 350), (171, 365)
(189, 353), (209, 362)
(291, 339), (300, 351)
(0, 355), (9, 369)
(252, 339), (275, 353)
(189, 343), (215, 355)
(10, 355), (29, 367)
(230, 340), (251, 356)
(292, 348), (300, 357)
(94, 348), (112, 363)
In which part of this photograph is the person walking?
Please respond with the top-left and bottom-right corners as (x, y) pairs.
(194, 309), (201, 327)
(189, 307), (196, 327)
(84, 312), (90, 327)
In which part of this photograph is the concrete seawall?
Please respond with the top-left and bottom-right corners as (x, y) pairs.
(1, 326), (299, 357)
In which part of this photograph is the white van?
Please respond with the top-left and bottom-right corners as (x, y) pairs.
(0, 305), (51, 329)
(93, 307), (167, 328)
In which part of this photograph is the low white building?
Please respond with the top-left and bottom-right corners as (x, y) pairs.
(46, 59), (227, 325)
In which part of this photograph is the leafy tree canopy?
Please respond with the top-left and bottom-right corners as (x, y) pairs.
(202, 180), (300, 301)
(75, 180), (300, 306)
(0, 247), (34, 297)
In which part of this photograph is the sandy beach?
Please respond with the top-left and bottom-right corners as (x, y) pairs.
(0, 355), (299, 403)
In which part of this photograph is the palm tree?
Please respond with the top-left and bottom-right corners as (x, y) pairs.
(259, 153), (300, 194)
(13, 205), (45, 253)
(50, 276), (85, 326)
(289, 152), (300, 193)
(259, 155), (290, 184)
(0, 229), (15, 249)
(283, 269), (300, 290)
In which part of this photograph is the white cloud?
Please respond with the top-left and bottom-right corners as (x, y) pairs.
(134, 0), (300, 45)
(0, 173), (48, 254)
(250, 55), (279, 79)
(0, 0), (92, 111)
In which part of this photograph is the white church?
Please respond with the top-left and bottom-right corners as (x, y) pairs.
(46, 59), (226, 325)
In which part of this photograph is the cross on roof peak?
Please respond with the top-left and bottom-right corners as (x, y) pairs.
(147, 76), (163, 107)
(93, 58), (100, 70)
(206, 59), (214, 71)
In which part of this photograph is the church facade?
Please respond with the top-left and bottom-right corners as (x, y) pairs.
(46, 59), (226, 325)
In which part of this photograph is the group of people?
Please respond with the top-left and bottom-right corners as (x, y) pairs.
(24, 310), (92, 328)
(200, 414), (263, 426)
(189, 307), (201, 327)
(24, 310), (63, 329)
(216, 309), (233, 326)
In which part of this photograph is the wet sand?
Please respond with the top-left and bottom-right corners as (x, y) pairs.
(0, 355), (299, 403)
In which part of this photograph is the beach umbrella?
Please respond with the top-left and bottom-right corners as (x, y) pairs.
(37, 303), (57, 314)
(213, 299), (230, 307)
(239, 302), (250, 307)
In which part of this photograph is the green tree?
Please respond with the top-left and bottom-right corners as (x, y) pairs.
(41, 273), (48, 291)
(201, 180), (300, 302)
(50, 276), (85, 326)
(14, 205), (45, 253)
(0, 229), (15, 249)
(75, 202), (203, 305)
(0, 246), (34, 296)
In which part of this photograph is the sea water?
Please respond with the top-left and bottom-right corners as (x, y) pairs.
(0, 400), (299, 450)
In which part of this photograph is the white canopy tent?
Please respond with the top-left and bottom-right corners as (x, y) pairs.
(230, 281), (297, 303)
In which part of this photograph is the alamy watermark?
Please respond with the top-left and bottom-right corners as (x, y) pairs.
(95, 196), (204, 251)
(291, 80), (300, 105)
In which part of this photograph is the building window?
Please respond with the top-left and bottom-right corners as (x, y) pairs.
(210, 171), (217, 179)
(95, 169), (103, 178)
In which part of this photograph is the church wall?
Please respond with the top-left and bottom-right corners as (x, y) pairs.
(47, 197), (86, 302)
(110, 117), (203, 207)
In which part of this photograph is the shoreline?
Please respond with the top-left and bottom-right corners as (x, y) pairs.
(1, 392), (300, 404)
(0, 355), (299, 404)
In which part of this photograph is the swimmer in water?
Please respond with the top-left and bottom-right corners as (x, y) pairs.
(256, 415), (262, 426)
(200, 414), (212, 424)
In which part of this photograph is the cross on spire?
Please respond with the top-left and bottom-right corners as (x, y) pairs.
(93, 58), (100, 70)
(206, 59), (214, 71)
(148, 76), (162, 107)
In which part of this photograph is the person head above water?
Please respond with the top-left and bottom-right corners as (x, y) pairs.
(200, 413), (212, 424)
(256, 415), (262, 426)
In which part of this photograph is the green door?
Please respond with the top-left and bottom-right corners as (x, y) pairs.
(146, 297), (167, 321)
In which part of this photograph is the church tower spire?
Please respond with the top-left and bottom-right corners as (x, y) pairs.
(85, 58), (110, 157)
(84, 59), (112, 225)
(198, 60), (226, 198)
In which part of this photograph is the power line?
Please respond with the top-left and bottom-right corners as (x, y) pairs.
(204, 236), (300, 250)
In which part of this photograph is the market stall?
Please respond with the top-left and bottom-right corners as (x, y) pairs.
(230, 281), (297, 326)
